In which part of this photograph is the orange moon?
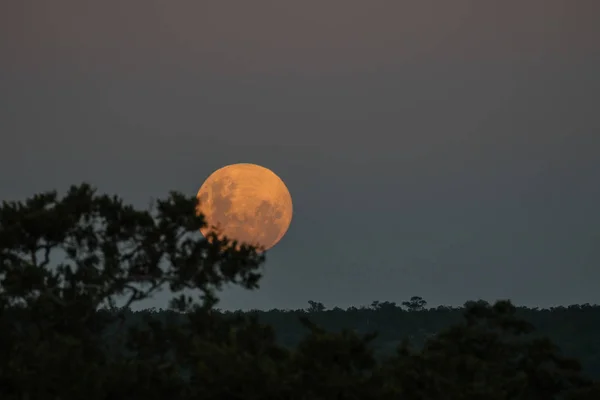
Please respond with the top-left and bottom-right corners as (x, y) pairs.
(196, 163), (293, 251)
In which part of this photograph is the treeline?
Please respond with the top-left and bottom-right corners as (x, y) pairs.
(3, 184), (600, 399)
(106, 297), (600, 378)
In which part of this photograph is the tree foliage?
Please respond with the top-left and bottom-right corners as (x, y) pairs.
(0, 184), (598, 399)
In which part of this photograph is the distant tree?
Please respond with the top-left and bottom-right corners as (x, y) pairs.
(307, 300), (326, 313)
(291, 316), (381, 399)
(402, 296), (427, 311)
(383, 300), (598, 399)
(378, 301), (399, 312)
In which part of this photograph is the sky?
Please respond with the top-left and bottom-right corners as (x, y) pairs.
(1, 1), (599, 311)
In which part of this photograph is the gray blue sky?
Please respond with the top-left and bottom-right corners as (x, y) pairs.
(1, 1), (599, 310)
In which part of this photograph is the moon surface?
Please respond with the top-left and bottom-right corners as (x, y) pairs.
(196, 163), (293, 251)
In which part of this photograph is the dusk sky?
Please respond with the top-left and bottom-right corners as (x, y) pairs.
(1, 1), (599, 311)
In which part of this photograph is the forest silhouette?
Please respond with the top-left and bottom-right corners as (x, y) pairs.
(0, 183), (599, 399)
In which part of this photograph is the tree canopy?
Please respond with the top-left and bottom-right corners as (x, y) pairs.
(0, 184), (598, 399)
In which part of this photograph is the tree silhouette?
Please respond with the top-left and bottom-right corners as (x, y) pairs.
(1, 184), (599, 399)
(307, 300), (326, 313)
(402, 296), (427, 312)
(0, 183), (264, 399)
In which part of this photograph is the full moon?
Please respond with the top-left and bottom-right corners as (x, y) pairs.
(196, 163), (293, 251)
